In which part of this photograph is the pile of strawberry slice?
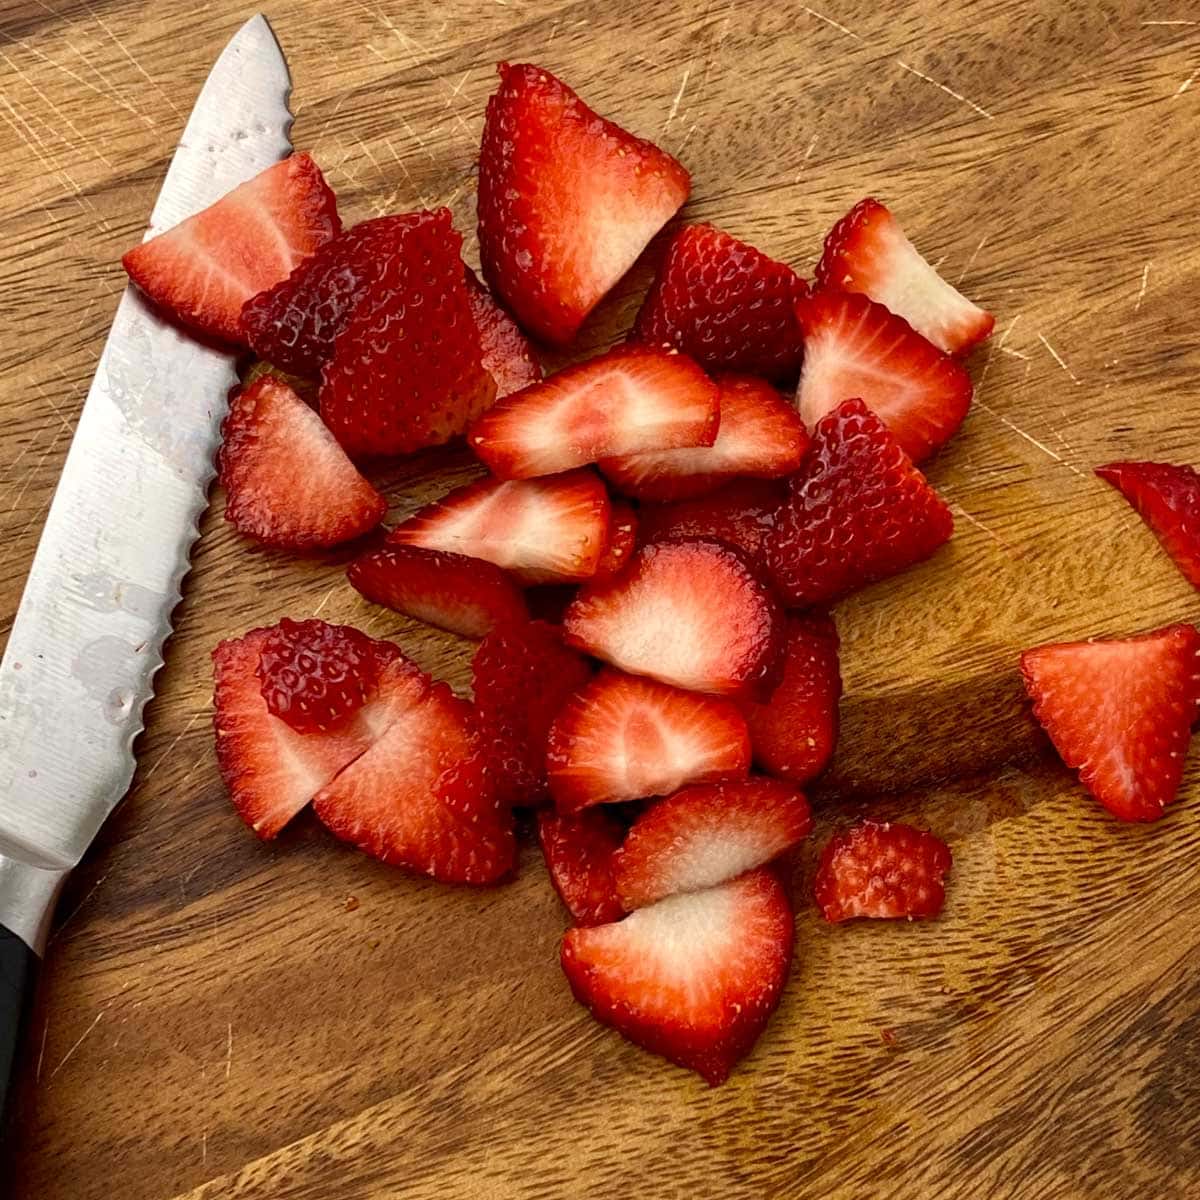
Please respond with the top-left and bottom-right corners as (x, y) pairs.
(122, 57), (1200, 1086)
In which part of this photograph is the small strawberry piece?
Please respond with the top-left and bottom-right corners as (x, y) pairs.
(124, 152), (339, 344)
(561, 868), (793, 1084)
(815, 198), (994, 356)
(633, 223), (808, 379)
(478, 62), (690, 346)
(794, 290), (973, 463)
(538, 808), (625, 926)
(464, 268), (543, 398)
(1096, 461), (1200, 590)
(766, 398), (953, 606)
(218, 377), (385, 549)
(468, 345), (719, 480)
(241, 359), (318, 405)
(813, 820), (952, 922)
(594, 502), (639, 581)
(348, 545), (529, 639)
(563, 538), (783, 696)
(1020, 623), (1200, 822)
(547, 668), (751, 813)
(389, 471), (610, 585)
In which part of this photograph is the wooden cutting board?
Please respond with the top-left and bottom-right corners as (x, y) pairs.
(3, 1), (1199, 1196)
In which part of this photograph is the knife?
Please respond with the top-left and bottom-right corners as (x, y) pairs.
(0, 14), (294, 1126)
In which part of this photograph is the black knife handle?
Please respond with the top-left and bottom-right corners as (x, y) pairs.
(0, 923), (36, 1144)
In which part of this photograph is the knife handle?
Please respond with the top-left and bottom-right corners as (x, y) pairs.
(0, 923), (36, 1137)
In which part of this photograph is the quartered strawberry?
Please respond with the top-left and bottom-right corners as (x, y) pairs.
(813, 820), (952, 922)
(124, 152), (339, 344)
(218, 376), (385, 549)
(537, 808), (626, 926)
(477, 62), (690, 346)
(563, 538), (783, 696)
(348, 545), (529, 639)
(546, 668), (751, 813)
(388, 471), (610, 585)
(464, 268), (543, 398)
(468, 345), (719, 480)
(1020, 623), (1200, 822)
(766, 398), (953, 607)
(599, 375), (809, 502)
(794, 290), (973, 462)
(815, 198), (994, 356)
(633, 223), (808, 379)
(561, 868), (793, 1084)
(594, 501), (639, 581)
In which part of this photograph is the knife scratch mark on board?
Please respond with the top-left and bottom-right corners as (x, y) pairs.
(662, 67), (691, 133)
(65, 34), (154, 128)
(49, 871), (110, 943)
(225, 1023), (233, 1081)
(896, 61), (994, 120)
(1037, 334), (1082, 385)
(35, 1018), (48, 1083)
(144, 711), (205, 780)
(1135, 262), (1152, 311)
(958, 235), (990, 286)
(1175, 69), (1196, 97)
(974, 399), (1084, 477)
(49, 1011), (103, 1079)
(78, 0), (183, 118)
(801, 5), (862, 41)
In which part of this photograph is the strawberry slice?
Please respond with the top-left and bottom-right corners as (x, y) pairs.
(464, 268), (543, 398)
(563, 538), (783, 696)
(766, 398), (953, 606)
(594, 501), (639, 581)
(561, 868), (794, 1084)
(388, 471), (610, 585)
(348, 545), (529, 639)
(218, 376), (385, 549)
(813, 820), (952, 922)
(815, 198), (994, 356)
(633, 223), (808, 379)
(477, 62), (690, 346)
(1020, 623), (1200, 822)
(123, 152), (339, 344)
(546, 668), (751, 813)
(599, 375), (809, 502)
(614, 779), (812, 910)
(537, 808), (626, 926)
(794, 290), (973, 463)
(468, 346), (719, 480)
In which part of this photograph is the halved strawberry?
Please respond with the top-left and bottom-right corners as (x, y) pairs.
(477, 62), (690, 346)
(599, 375), (809, 502)
(388, 471), (610, 585)
(815, 198), (994, 356)
(794, 290), (973, 463)
(124, 152), (339, 344)
(218, 376), (385, 549)
(594, 501), (639, 581)
(561, 868), (793, 1084)
(1020, 623), (1200, 822)
(537, 808), (625, 926)
(348, 545), (529, 639)
(546, 668), (751, 813)
(468, 346), (719, 480)
(464, 268), (543, 398)
(766, 398), (953, 606)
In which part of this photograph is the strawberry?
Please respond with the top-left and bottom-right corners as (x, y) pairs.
(388, 470), (610, 585)
(766, 398), (953, 606)
(1095, 461), (1200, 590)
(594, 501), (639, 581)
(793, 290), (973, 463)
(815, 198), (994, 356)
(477, 62), (690, 346)
(633, 223), (808, 379)
(599, 375), (809, 502)
(546, 668), (751, 813)
(123, 152), (339, 344)
(537, 808), (626, 926)
(348, 545), (529, 639)
(561, 868), (793, 1084)
(464, 268), (543, 398)
(218, 376), (385, 549)
(468, 345), (719, 480)
(563, 538), (783, 696)
(241, 359), (318, 405)
(813, 820), (952, 922)
(1019, 623), (1200, 822)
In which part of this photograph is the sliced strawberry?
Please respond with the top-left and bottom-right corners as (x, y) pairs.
(477, 62), (690, 346)
(1020, 623), (1200, 822)
(813, 820), (952, 922)
(766, 398), (953, 606)
(348, 545), (529, 639)
(594, 501), (639, 581)
(563, 538), (783, 696)
(468, 345), (719, 480)
(537, 808), (625, 926)
(241, 359), (318, 405)
(561, 868), (793, 1084)
(124, 152), (339, 344)
(794, 290), (973, 463)
(546, 668), (751, 813)
(464, 268), (543, 398)
(388, 471), (610, 585)
(815, 198), (994, 356)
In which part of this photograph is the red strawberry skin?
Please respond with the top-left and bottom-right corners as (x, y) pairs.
(594, 502), (639, 581)
(538, 808), (626, 926)
(478, 62), (690, 345)
(464, 268), (543, 398)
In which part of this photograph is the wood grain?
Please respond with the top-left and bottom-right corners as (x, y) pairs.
(2, 0), (1199, 1196)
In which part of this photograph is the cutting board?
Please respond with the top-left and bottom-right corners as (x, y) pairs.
(3, 1), (1199, 1196)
